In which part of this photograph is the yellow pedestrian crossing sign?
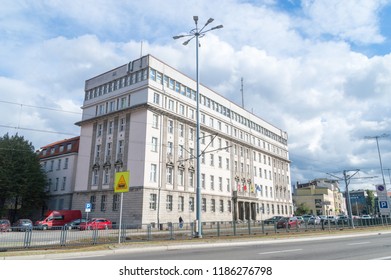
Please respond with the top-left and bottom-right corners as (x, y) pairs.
(114, 171), (130, 193)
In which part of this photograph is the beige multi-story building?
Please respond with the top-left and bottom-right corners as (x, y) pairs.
(294, 178), (347, 216)
(72, 54), (292, 226)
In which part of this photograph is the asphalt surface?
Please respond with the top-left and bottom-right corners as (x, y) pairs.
(2, 227), (391, 260)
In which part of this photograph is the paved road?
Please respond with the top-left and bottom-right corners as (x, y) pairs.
(51, 230), (391, 260)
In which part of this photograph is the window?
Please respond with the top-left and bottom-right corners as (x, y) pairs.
(189, 171), (194, 188)
(103, 168), (109, 184)
(201, 173), (205, 189)
(189, 197), (195, 212)
(226, 178), (230, 192)
(54, 178), (59, 191)
(118, 140), (124, 156)
(57, 159), (61, 170)
(109, 101), (115, 112)
(218, 156), (222, 168)
(120, 97), (127, 109)
(61, 177), (66, 190)
(179, 123), (184, 137)
(168, 99), (175, 111)
(113, 194), (119, 211)
(179, 104), (185, 115)
(178, 168), (184, 186)
(64, 158), (69, 169)
(97, 124), (102, 137)
(219, 177), (223, 191)
(167, 141), (173, 155)
(219, 200), (224, 212)
(92, 169), (98, 185)
(108, 121), (113, 134)
(106, 142), (112, 158)
(189, 128), (194, 140)
(150, 194), (157, 210)
(90, 195), (96, 212)
(152, 114), (159, 128)
(166, 166), (173, 184)
(178, 196), (184, 212)
(151, 137), (158, 152)
(168, 119), (174, 134)
(153, 92), (160, 104)
(101, 195), (107, 212)
(119, 118), (125, 132)
(211, 199), (216, 212)
(210, 175), (214, 190)
(150, 164), (157, 182)
(202, 198), (207, 212)
(210, 154), (214, 166)
(166, 195), (173, 211)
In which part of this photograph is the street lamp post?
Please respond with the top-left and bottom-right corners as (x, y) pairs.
(364, 134), (389, 187)
(173, 16), (223, 238)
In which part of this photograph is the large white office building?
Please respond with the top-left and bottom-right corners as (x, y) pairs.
(73, 54), (292, 226)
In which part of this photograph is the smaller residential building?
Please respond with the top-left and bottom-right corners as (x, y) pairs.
(38, 137), (80, 212)
(293, 178), (346, 216)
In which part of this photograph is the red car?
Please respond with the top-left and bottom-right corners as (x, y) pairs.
(79, 218), (112, 230)
(0, 219), (11, 232)
(276, 217), (300, 229)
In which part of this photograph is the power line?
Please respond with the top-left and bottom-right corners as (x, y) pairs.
(0, 100), (82, 115)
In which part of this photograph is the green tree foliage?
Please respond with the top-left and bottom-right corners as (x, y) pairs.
(294, 203), (311, 215)
(366, 189), (375, 215)
(0, 133), (47, 220)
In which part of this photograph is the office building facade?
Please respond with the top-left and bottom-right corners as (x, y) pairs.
(73, 55), (292, 226)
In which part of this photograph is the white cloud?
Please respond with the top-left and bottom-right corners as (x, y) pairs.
(0, 0), (390, 189)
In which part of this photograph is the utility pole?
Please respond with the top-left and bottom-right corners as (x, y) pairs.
(327, 169), (360, 228)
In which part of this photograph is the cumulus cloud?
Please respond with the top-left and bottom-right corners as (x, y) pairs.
(0, 0), (390, 189)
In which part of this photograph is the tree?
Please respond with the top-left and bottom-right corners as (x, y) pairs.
(0, 133), (47, 221)
(294, 203), (311, 215)
(366, 190), (375, 215)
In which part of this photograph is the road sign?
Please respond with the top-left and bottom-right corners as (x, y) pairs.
(85, 202), (92, 212)
(114, 171), (130, 193)
(379, 201), (389, 209)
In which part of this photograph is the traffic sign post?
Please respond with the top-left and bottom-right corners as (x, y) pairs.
(376, 185), (390, 217)
(114, 171), (130, 244)
(85, 202), (92, 224)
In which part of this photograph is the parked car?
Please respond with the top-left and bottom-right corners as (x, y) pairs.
(308, 216), (321, 225)
(12, 219), (33, 231)
(64, 218), (88, 230)
(323, 215), (338, 225)
(337, 215), (349, 225)
(276, 217), (300, 229)
(0, 219), (11, 232)
(263, 216), (283, 225)
(361, 215), (371, 219)
(79, 218), (112, 230)
(301, 214), (313, 222)
(295, 216), (305, 224)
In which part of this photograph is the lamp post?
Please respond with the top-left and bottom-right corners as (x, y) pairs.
(364, 134), (389, 187)
(173, 16), (223, 238)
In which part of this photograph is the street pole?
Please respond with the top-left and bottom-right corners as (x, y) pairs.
(173, 17), (223, 238)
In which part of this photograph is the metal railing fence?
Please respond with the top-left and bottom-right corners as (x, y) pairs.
(0, 217), (390, 251)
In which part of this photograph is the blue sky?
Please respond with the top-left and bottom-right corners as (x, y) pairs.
(1, 0), (391, 191)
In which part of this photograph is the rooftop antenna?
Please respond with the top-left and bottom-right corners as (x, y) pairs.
(241, 77), (244, 108)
